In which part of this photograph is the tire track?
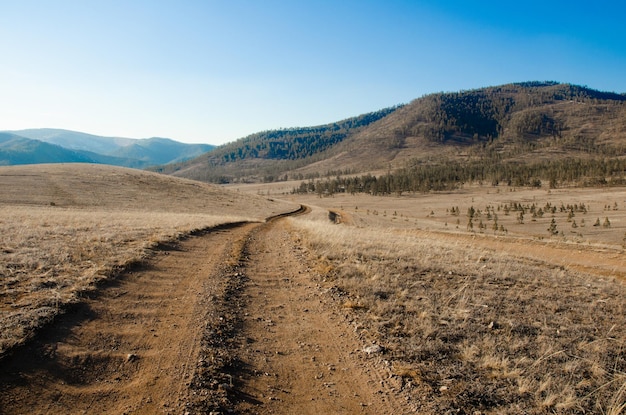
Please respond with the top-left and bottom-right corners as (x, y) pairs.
(221, 215), (410, 414)
(0, 205), (408, 414)
(0, 222), (259, 415)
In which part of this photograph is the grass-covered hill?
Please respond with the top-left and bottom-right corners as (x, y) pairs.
(158, 82), (626, 185)
(0, 163), (297, 357)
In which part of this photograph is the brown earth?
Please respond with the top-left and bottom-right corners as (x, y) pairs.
(0, 210), (410, 414)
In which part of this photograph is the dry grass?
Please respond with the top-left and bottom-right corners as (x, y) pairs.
(268, 185), (626, 248)
(290, 208), (626, 414)
(0, 164), (297, 358)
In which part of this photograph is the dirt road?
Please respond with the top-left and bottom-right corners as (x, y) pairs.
(227, 218), (407, 415)
(0, 213), (408, 414)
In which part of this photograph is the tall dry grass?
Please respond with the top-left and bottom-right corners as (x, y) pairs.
(291, 211), (626, 414)
(0, 205), (254, 357)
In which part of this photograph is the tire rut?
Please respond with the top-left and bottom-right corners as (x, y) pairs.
(0, 222), (259, 415)
(219, 216), (410, 414)
(0, 206), (409, 414)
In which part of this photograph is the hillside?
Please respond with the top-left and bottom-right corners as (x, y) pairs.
(0, 163), (291, 213)
(1, 129), (215, 168)
(153, 106), (402, 182)
(161, 82), (626, 185)
(0, 162), (296, 365)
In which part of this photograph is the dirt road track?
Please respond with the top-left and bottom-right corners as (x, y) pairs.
(0, 210), (408, 414)
(227, 217), (407, 415)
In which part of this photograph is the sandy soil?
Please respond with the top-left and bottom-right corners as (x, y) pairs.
(0, 211), (410, 414)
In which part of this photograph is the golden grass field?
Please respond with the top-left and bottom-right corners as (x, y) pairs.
(1, 164), (625, 414)
(0, 164), (296, 357)
(288, 208), (625, 413)
(233, 181), (626, 413)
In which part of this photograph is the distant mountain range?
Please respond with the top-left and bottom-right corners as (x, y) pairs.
(155, 82), (626, 185)
(0, 128), (215, 168)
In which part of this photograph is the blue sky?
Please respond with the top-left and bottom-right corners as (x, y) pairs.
(1, 1), (625, 145)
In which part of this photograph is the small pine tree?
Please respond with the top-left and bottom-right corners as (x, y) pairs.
(603, 217), (611, 228)
(548, 218), (558, 235)
(467, 206), (475, 218)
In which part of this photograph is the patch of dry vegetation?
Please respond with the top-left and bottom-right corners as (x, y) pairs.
(288, 185), (626, 249)
(0, 208), (245, 355)
(0, 164), (296, 358)
(291, 211), (626, 414)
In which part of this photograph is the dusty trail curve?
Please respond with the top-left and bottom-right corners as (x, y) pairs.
(0, 206), (408, 414)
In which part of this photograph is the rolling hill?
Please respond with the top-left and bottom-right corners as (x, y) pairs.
(157, 82), (626, 186)
(0, 129), (215, 168)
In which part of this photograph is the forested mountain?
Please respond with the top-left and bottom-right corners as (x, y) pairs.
(153, 106), (402, 182)
(0, 129), (215, 168)
(160, 82), (626, 188)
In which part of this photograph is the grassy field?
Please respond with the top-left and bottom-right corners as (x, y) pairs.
(0, 164), (296, 357)
(289, 206), (626, 414)
(2, 164), (625, 413)
(234, 181), (626, 248)
(240, 181), (626, 413)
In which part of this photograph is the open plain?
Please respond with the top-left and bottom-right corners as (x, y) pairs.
(1, 164), (625, 414)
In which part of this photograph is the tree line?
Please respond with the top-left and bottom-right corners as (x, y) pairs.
(293, 157), (626, 196)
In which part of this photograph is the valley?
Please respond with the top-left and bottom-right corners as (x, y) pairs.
(1, 82), (626, 414)
(0, 164), (624, 414)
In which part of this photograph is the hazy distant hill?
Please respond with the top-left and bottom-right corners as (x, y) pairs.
(0, 129), (215, 168)
(0, 132), (96, 165)
(108, 137), (216, 165)
(9, 128), (135, 154)
(158, 82), (626, 184)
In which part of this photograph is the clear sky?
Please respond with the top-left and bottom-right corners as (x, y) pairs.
(1, 1), (625, 145)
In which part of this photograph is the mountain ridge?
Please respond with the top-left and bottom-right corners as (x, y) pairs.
(157, 81), (626, 185)
(0, 129), (215, 168)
